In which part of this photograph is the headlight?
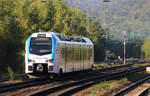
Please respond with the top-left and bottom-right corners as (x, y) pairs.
(28, 59), (35, 63)
(46, 59), (53, 63)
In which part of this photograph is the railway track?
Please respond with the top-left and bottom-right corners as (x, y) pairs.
(0, 79), (54, 94)
(0, 79), (9, 82)
(112, 74), (150, 96)
(27, 65), (149, 96)
(139, 87), (150, 96)
(0, 74), (26, 82)
(0, 64), (135, 96)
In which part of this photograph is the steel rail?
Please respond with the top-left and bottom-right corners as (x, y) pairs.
(0, 79), (34, 89)
(112, 74), (150, 96)
(27, 65), (149, 96)
(0, 74), (26, 82)
(0, 79), (9, 82)
(0, 79), (53, 94)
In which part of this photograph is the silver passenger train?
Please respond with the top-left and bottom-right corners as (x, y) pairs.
(25, 32), (94, 78)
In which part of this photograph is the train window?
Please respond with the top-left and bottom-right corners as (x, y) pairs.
(35, 38), (48, 41)
(29, 37), (52, 55)
(37, 34), (46, 38)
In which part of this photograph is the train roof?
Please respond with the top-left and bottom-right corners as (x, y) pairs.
(53, 33), (93, 44)
(29, 32), (93, 45)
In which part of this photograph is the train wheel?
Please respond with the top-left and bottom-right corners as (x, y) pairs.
(91, 64), (94, 70)
(60, 68), (63, 73)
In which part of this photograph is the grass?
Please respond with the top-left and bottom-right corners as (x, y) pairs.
(148, 88), (150, 94)
(15, 79), (22, 83)
(83, 78), (128, 96)
(132, 63), (149, 67)
(86, 62), (149, 96)
(9, 79), (22, 84)
(94, 61), (150, 70)
(117, 78), (128, 84)
(7, 66), (15, 81)
(93, 61), (121, 70)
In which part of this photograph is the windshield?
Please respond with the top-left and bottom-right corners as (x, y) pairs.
(29, 37), (52, 55)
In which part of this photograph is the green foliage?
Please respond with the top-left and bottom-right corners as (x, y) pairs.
(93, 62), (121, 69)
(118, 78), (128, 84)
(84, 81), (110, 96)
(92, 81), (109, 92)
(94, 64), (106, 69)
(141, 38), (150, 59)
(148, 88), (150, 93)
(84, 78), (129, 96)
(79, 0), (150, 40)
(105, 39), (143, 59)
(7, 66), (15, 81)
(0, 0), (106, 73)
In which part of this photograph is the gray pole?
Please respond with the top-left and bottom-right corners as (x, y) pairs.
(123, 31), (126, 64)
(86, 8), (91, 34)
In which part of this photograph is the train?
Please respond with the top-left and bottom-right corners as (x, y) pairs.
(25, 32), (94, 78)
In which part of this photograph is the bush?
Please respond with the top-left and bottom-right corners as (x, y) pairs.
(7, 66), (15, 80)
(142, 38), (150, 59)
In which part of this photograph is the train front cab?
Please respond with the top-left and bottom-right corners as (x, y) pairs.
(25, 33), (55, 78)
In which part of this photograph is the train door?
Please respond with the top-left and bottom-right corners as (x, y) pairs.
(77, 44), (81, 71)
(80, 45), (84, 70)
(60, 43), (66, 73)
(90, 46), (94, 69)
(65, 44), (74, 72)
(84, 46), (89, 70)
(73, 45), (77, 71)
(73, 44), (79, 71)
(88, 46), (91, 69)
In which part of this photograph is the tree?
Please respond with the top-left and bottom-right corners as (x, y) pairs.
(142, 38), (150, 59)
(0, 0), (106, 74)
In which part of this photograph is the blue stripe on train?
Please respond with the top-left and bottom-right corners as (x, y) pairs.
(27, 36), (31, 64)
(51, 34), (56, 64)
